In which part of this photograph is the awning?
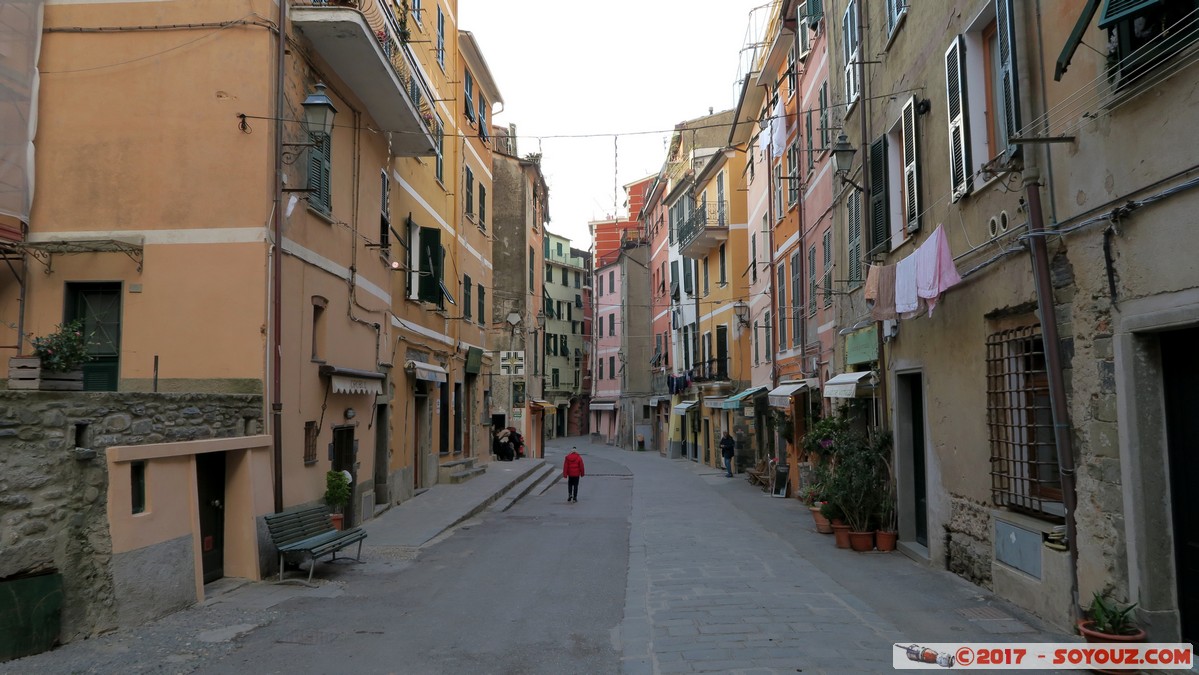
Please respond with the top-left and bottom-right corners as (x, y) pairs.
(672, 400), (698, 415)
(405, 360), (447, 383)
(590, 400), (616, 411)
(531, 399), (556, 412)
(722, 386), (767, 409)
(768, 379), (817, 408)
(703, 397), (727, 409)
(319, 365), (385, 395)
(823, 371), (874, 399)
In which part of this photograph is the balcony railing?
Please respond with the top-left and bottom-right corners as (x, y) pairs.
(687, 358), (730, 383)
(677, 200), (729, 257)
(291, 0), (437, 157)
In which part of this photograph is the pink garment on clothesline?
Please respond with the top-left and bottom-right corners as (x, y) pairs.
(914, 224), (962, 316)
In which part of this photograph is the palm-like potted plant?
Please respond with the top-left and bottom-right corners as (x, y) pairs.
(1077, 591), (1146, 674)
(325, 470), (351, 530)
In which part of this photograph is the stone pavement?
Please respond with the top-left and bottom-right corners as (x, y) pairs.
(6, 437), (1096, 675)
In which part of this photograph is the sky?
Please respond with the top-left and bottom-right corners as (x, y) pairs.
(459, 0), (771, 251)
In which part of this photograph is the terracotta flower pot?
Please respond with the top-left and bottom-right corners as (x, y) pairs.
(848, 530), (874, 552)
(875, 530), (897, 552)
(1076, 621), (1148, 674)
(810, 506), (833, 534)
(329, 513), (345, 531)
(831, 523), (851, 549)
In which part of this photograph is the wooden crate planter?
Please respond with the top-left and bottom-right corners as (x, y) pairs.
(8, 356), (84, 391)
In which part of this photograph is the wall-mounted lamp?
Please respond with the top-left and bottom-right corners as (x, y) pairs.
(535, 311), (547, 330)
(344, 407), (356, 420)
(733, 301), (750, 328)
(830, 133), (865, 192)
(280, 83), (339, 169)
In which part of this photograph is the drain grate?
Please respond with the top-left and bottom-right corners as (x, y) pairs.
(275, 630), (340, 645)
(956, 606), (1012, 621)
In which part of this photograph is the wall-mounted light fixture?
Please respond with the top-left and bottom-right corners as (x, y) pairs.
(344, 407), (356, 421)
(280, 83), (339, 169)
(733, 301), (750, 328)
(831, 133), (864, 192)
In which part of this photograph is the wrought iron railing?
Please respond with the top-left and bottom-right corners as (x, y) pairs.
(677, 200), (728, 252)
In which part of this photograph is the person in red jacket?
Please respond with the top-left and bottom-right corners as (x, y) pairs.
(562, 447), (585, 503)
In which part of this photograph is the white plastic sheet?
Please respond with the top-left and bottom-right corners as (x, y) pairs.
(0, 1), (43, 225)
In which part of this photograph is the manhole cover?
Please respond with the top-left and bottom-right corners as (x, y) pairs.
(276, 630), (339, 645)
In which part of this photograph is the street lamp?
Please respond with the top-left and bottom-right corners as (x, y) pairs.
(831, 133), (856, 174)
(280, 83), (339, 169)
(733, 301), (750, 327)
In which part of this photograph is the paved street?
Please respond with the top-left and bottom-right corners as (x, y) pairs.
(5, 436), (1076, 675)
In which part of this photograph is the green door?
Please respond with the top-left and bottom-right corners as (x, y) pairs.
(65, 283), (121, 391)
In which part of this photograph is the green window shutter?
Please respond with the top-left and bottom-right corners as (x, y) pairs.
(417, 227), (441, 304)
(808, 0), (823, 21)
(307, 132), (332, 214)
(1055, 0), (1102, 80)
(478, 286), (485, 324)
(848, 193), (862, 286)
(944, 36), (972, 201)
(868, 136), (888, 253)
(996, 0), (1022, 157)
(682, 256), (693, 293)
(1098, 0), (1161, 28)
(464, 275), (472, 319)
(901, 96), (922, 233)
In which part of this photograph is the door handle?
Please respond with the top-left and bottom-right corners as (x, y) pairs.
(211, 499), (223, 509)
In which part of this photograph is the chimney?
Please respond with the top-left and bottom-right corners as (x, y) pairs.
(709, 107), (714, 115)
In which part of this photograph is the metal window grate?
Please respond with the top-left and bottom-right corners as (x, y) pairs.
(986, 325), (1063, 519)
(304, 421), (319, 465)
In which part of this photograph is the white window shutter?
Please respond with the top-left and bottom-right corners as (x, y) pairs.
(902, 96), (921, 233)
(945, 36), (972, 201)
(995, 0), (1021, 158)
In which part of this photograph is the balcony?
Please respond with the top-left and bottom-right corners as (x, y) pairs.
(688, 358), (730, 383)
(291, 0), (437, 157)
(677, 201), (729, 258)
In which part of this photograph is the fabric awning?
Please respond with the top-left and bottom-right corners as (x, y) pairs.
(405, 360), (447, 383)
(531, 399), (556, 412)
(671, 400), (697, 415)
(590, 400), (616, 411)
(823, 371), (874, 399)
(703, 397), (727, 409)
(319, 365), (385, 395)
(722, 386), (767, 409)
(768, 380), (816, 408)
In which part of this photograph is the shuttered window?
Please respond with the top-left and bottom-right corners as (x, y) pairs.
(822, 231), (833, 307)
(846, 192), (862, 288)
(995, 0), (1021, 159)
(901, 96), (922, 233)
(464, 275), (473, 320)
(842, 0), (861, 104)
(777, 263), (787, 347)
(791, 252), (802, 343)
(1097, 0), (1161, 28)
(868, 137), (888, 255)
(417, 227), (442, 305)
(808, 246), (818, 316)
(945, 36), (972, 201)
(307, 132), (332, 215)
(464, 71), (475, 122)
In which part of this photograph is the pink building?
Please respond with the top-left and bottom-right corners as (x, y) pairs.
(591, 258), (622, 441)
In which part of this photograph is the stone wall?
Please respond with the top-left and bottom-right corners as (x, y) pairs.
(945, 495), (993, 589)
(0, 391), (262, 641)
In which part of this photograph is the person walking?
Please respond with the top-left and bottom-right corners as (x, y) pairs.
(562, 447), (585, 502)
(720, 431), (736, 477)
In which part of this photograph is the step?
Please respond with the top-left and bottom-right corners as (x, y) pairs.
(447, 466), (486, 484)
(437, 457), (477, 483)
(488, 465), (556, 512)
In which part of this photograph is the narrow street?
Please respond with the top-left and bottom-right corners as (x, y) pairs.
(6, 437), (1075, 675)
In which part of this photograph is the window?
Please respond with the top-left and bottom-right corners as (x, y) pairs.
(608, 270), (615, 292)
(410, 225), (448, 307)
(808, 245), (818, 316)
(609, 356), (616, 380)
(548, 334), (557, 356)
(562, 269), (569, 287)
(608, 313), (615, 337)
(575, 293), (582, 308)
(786, 143), (799, 206)
(797, 3), (813, 57)
(846, 190), (862, 288)
(790, 252), (802, 344)
(715, 325), (728, 378)
(750, 234), (758, 284)
(552, 368), (560, 388)
(718, 243), (727, 284)
(464, 70), (475, 122)
(311, 296), (327, 361)
(478, 286), (485, 326)
(379, 170), (391, 248)
(886, 0), (909, 37)
(777, 263), (787, 347)
(546, 265), (553, 283)
(701, 331), (711, 376)
(478, 184), (486, 229)
(307, 131), (332, 215)
(557, 242), (564, 256)
(436, 7), (445, 68)
(682, 256), (693, 293)
(805, 109), (815, 171)
(529, 246), (534, 288)
(464, 275), (472, 321)
(598, 358), (604, 380)
(753, 319), (760, 365)
(823, 228), (834, 307)
(772, 162), (783, 220)
(479, 94), (489, 140)
(947, 0), (1023, 202)
(465, 167), (474, 216)
(598, 273), (604, 296)
(764, 310), (773, 362)
(1101, 0), (1199, 89)
(987, 323), (1062, 518)
(574, 271), (581, 288)
(435, 115), (444, 182)
(560, 334), (567, 355)
(411, 0), (422, 26)
(716, 171), (727, 226)
(819, 81), (830, 147)
(874, 97), (923, 253)
(787, 41), (798, 95)
(842, 0), (861, 105)
(303, 421), (318, 465)
(702, 256), (710, 295)
(130, 460), (146, 514)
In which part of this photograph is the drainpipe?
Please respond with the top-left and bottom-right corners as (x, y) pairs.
(1024, 167), (1080, 624)
(271, 0), (287, 514)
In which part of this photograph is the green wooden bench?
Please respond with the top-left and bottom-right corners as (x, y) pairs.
(265, 505), (367, 583)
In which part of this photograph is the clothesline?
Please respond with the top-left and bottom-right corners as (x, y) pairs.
(864, 224), (962, 322)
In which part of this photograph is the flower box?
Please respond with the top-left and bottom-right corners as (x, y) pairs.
(8, 356), (84, 391)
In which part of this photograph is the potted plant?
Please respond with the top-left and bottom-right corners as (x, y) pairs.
(1078, 592), (1146, 674)
(824, 428), (890, 552)
(325, 470), (352, 530)
(805, 462), (834, 534)
(875, 453), (898, 552)
(821, 500), (850, 548)
(8, 320), (93, 391)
